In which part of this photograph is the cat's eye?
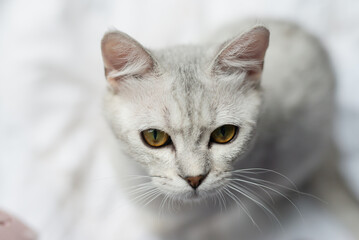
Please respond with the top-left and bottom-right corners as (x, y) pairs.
(210, 125), (238, 144)
(142, 129), (171, 148)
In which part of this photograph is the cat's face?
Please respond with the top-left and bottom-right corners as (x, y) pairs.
(102, 27), (269, 202)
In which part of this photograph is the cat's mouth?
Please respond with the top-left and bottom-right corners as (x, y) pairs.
(189, 190), (200, 198)
(183, 187), (219, 202)
(176, 188), (206, 202)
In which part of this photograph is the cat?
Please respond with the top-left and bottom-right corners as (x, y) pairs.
(100, 19), (335, 240)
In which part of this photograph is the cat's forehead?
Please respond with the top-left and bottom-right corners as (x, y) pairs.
(152, 47), (215, 129)
(130, 45), (250, 134)
(154, 46), (213, 94)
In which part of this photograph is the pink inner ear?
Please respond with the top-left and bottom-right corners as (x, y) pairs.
(101, 31), (154, 79)
(215, 26), (270, 75)
(225, 27), (269, 61)
(103, 39), (133, 70)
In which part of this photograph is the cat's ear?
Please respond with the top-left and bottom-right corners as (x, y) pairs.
(101, 30), (155, 86)
(211, 26), (269, 79)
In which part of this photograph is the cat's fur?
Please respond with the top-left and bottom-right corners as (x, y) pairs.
(101, 19), (335, 240)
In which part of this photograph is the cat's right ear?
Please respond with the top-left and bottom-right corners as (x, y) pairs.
(101, 31), (155, 88)
(210, 26), (269, 80)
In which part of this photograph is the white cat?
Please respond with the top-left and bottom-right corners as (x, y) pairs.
(100, 19), (335, 240)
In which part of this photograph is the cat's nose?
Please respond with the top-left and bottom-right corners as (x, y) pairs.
(184, 174), (207, 189)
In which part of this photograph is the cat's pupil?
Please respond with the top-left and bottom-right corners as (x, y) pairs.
(220, 126), (226, 137)
(153, 130), (158, 140)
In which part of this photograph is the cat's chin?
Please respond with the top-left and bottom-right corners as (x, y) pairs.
(182, 191), (202, 202)
(179, 188), (219, 203)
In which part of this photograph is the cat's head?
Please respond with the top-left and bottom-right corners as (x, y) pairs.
(101, 26), (269, 202)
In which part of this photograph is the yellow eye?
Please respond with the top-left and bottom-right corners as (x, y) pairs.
(210, 125), (237, 144)
(142, 129), (170, 147)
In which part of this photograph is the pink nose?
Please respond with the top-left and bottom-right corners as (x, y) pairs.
(184, 175), (207, 189)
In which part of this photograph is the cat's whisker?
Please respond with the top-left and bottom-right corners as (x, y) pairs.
(229, 177), (304, 221)
(135, 190), (158, 206)
(119, 175), (154, 184)
(237, 174), (326, 204)
(219, 189), (228, 214)
(159, 193), (170, 218)
(238, 174), (301, 196)
(212, 191), (221, 213)
(131, 188), (158, 204)
(173, 196), (181, 213)
(227, 183), (283, 231)
(124, 175), (154, 179)
(230, 180), (274, 206)
(167, 195), (172, 214)
(215, 188), (225, 215)
(168, 195), (174, 214)
(222, 187), (261, 232)
(216, 191), (223, 215)
(219, 186), (227, 212)
(127, 188), (151, 197)
(124, 175), (169, 180)
(230, 167), (323, 202)
(125, 182), (154, 195)
(172, 195), (179, 213)
(125, 181), (151, 190)
(210, 190), (217, 208)
(202, 192), (209, 209)
(129, 187), (158, 204)
(256, 185), (275, 204)
(142, 190), (162, 207)
(228, 181), (277, 222)
(206, 191), (215, 209)
(231, 168), (298, 191)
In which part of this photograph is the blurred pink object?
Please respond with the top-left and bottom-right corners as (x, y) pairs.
(0, 210), (37, 240)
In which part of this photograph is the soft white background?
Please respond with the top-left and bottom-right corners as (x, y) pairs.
(0, 0), (358, 239)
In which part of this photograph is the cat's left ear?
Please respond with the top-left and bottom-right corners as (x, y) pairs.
(211, 26), (270, 79)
